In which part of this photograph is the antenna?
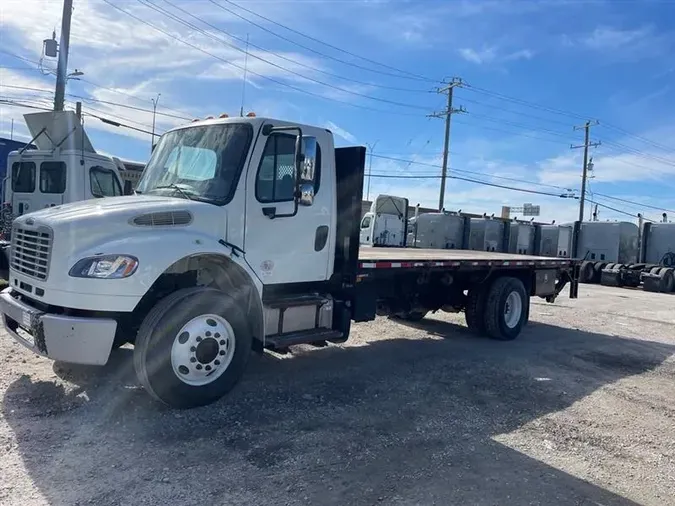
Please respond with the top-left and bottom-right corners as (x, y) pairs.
(240, 33), (250, 117)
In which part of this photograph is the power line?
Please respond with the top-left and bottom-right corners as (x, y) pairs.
(0, 84), (193, 121)
(212, 0), (439, 83)
(0, 48), (196, 119)
(136, 0), (430, 110)
(369, 153), (574, 191)
(602, 140), (675, 168)
(100, 0), (425, 117)
(154, 0), (431, 94)
(84, 111), (158, 136)
(458, 95), (575, 128)
(585, 197), (655, 222)
(591, 192), (675, 214)
(603, 123), (673, 153)
(368, 172), (574, 198)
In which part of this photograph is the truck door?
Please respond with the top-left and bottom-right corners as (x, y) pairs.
(359, 213), (374, 245)
(244, 130), (332, 284)
(9, 160), (37, 216)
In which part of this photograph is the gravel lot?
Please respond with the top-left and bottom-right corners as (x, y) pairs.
(1, 283), (674, 506)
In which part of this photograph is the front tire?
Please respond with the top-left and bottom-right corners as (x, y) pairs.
(483, 277), (529, 341)
(133, 287), (252, 409)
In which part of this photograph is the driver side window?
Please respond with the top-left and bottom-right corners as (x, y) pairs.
(256, 134), (297, 203)
(90, 166), (122, 198)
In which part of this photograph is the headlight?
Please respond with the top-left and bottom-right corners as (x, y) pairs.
(69, 255), (139, 279)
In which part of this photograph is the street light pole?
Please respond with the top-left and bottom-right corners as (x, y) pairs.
(366, 140), (378, 202)
(151, 93), (161, 152)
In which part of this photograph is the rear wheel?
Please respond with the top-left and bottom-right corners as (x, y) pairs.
(133, 287), (252, 409)
(580, 261), (595, 283)
(464, 286), (487, 334)
(658, 268), (674, 292)
(483, 277), (529, 341)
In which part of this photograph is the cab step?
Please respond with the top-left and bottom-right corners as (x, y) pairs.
(265, 328), (343, 349)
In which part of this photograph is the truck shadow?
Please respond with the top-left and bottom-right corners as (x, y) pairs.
(2, 320), (673, 505)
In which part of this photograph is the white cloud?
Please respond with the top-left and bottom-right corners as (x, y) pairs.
(458, 46), (533, 65)
(582, 26), (652, 51)
(459, 47), (498, 65)
(325, 121), (357, 144)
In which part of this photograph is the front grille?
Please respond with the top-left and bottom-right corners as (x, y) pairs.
(11, 225), (53, 280)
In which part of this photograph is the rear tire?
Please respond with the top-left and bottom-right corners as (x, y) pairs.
(483, 277), (529, 341)
(133, 287), (252, 409)
(580, 261), (595, 283)
(658, 268), (674, 292)
(465, 286), (487, 334)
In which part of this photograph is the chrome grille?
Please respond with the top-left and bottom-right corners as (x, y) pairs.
(11, 225), (52, 280)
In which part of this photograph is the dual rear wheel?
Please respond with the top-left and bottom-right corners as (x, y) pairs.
(465, 276), (529, 341)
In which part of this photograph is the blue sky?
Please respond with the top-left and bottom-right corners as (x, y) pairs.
(1, 0), (674, 223)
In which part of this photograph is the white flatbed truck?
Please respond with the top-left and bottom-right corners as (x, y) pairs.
(0, 115), (580, 408)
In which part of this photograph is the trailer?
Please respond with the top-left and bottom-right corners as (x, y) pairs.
(0, 114), (580, 409)
(597, 221), (675, 293)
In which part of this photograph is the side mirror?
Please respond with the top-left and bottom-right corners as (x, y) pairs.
(123, 180), (133, 195)
(298, 136), (317, 206)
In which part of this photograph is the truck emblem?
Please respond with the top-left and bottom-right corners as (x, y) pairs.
(25, 218), (34, 225)
(260, 260), (274, 276)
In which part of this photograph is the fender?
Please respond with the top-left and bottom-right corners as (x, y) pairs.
(27, 229), (262, 313)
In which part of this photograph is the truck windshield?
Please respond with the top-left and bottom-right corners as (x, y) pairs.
(136, 123), (253, 205)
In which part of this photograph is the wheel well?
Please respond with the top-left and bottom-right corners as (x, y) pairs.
(126, 254), (264, 349)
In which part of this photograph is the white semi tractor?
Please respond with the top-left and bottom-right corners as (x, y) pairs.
(0, 111), (135, 279)
(0, 114), (580, 409)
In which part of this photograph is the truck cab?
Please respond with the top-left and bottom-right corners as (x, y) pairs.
(4, 149), (125, 217)
(0, 111), (130, 279)
(359, 194), (409, 247)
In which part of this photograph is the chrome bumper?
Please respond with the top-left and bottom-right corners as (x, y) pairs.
(0, 287), (118, 365)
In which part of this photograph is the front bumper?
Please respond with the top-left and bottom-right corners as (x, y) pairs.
(0, 287), (118, 365)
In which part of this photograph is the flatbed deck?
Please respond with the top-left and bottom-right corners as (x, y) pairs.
(358, 247), (575, 269)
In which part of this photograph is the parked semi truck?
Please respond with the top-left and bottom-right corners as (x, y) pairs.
(359, 194), (408, 247)
(0, 111), (134, 279)
(580, 220), (675, 293)
(0, 115), (580, 409)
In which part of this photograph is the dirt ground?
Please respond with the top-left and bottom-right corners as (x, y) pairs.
(1, 283), (674, 506)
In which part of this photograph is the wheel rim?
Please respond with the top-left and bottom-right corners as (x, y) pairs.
(503, 291), (523, 329)
(170, 314), (236, 387)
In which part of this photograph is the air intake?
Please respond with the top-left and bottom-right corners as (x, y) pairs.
(131, 210), (192, 227)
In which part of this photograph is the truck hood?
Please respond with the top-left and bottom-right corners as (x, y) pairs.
(13, 195), (229, 255)
(19, 195), (199, 225)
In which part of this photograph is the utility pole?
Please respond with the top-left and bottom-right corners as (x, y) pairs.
(365, 140), (379, 201)
(428, 77), (465, 211)
(151, 93), (161, 152)
(53, 0), (73, 111)
(571, 120), (600, 223)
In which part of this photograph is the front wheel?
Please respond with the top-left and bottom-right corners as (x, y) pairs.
(134, 287), (252, 409)
(483, 277), (529, 341)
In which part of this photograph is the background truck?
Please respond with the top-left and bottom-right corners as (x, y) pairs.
(359, 194), (408, 247)
(0, 115), (580, 409)
(0, 111), (137, 280)
(577, 219), (675, 293)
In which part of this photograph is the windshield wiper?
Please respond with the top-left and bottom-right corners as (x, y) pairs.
(153, 183), (192, 200)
